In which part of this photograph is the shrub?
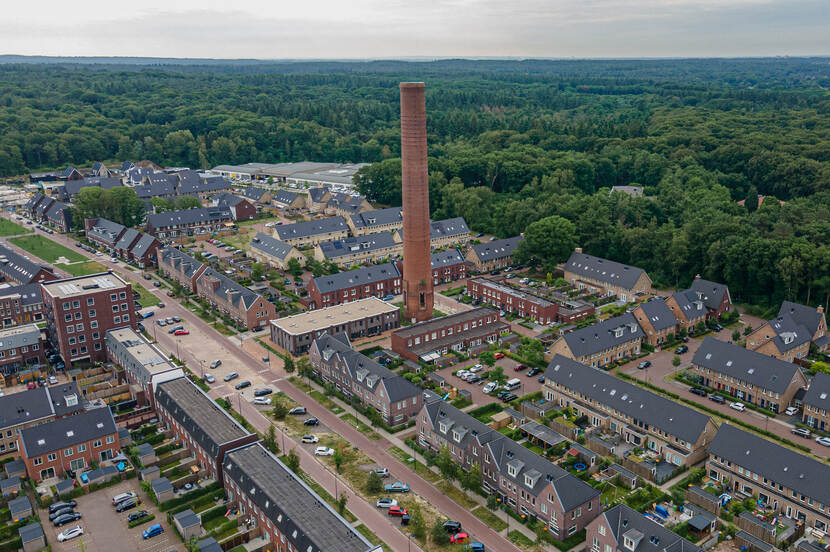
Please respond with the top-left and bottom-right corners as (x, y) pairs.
(128, 513), (155, 528)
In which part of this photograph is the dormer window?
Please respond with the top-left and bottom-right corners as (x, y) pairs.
(508, 465), (518, 477)
(524, 475), (534, 487)
(452, 430), (461, 443)
(439, 422), (448, 434)
(624, 537), (636, 551)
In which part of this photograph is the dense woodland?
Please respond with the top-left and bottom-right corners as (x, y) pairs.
(1, 58), (830, 311)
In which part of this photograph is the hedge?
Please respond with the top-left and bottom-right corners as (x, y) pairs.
(200, 504), (229, 523)
(159, 482), (222, 512)
(0, 537), (21, 552)
(154, 443), (178, 457)
(128, 513), (156, 528)
(135, 433), (166, 447)
(168, 493), (217, 516)
(0, 517), (35, 541)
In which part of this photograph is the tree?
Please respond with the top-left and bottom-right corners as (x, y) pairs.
(174, 195), (203, 210)
(487, 494), (499, 510)
(489, 366), (506, 385)
(695, 321), (707, 335)
(283, 355), (295, 374)
(435, 446), (456, 481)
(270, 402), (287, 420)
(287, 258), (303, 278)
(743, 325), (753, 336)
(431, 520), (449, 545)
(336, 493), (348, 516)
(366, 470), (383, 494)
(264, 425), (279, 454)
(744, 185), (759, 213)
(462, 463), (482, 497)
(150, 196), (175, 212)
(251, 262), (265, 281)
(672, 355), (681, 367)
(297, 357), (313, 380)
(284, 449), (300, 473)
(333, 447), (344, 473)
(479, 351), (496, 368)
(514, 215), (577, 271)
(409, 504), (426, 540)
(731, 329), (741, 342)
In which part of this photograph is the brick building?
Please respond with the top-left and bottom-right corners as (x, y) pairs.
(348, 207), (403, 236)
(314, 232), (402, 268)
(309, 334), (422, 426)
(0, 383), (83, 457)
(41, 272), (136, 365)
(308, 188), (371, 215)
(393, 217), (471, 250)
(747, 302), (828, 361)
(18, 407), (119, 481)
(801, 372), (830, 432)
(426, 249), (467, 284)
(586, 504), (702, 552)
(0, 244), (57, 285)
(465, 236), (523, 273)
(631, 299), (679, 347)
(271, 189), (305, 212)
(26, 194), (73, 232)
(544, 355), (717, 467)
(270, 297), (399, 355)
(158, 247), (206, 292)
(85, 218), (161, 267)
(145, 207), (235, 239)
(155, 377), (257, 484)
(307, 263), (400, 309)
(211, 193), (257, 221)
(561, 249), (652, 302)
(0, 325), (45, 376)
(391, 307), (510, 363)
(240, 186), (272, 206)
(249, 233), (304, 270)
(0, 284), (43, 327)
(194, 268), (276, 330)
(467, 278), (559, 324)
(274, 217), (349, 247)
(691, 338), (807, 413)
(549, 313), (644, 368)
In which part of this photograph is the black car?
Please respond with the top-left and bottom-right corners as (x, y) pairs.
(690, 387), (708, 397)
(709, 394), (725, 404)
(496, 391), (510, 399)
(712, 324), (724, 332)
(500, 393), (518, 402)
(675, 345), (689, 354)
(289, 407), (307, 415)
(443, 520), (462, 533)
(143, 274), (152, 280)
(234, 380), (251, 390)
(49, 507), (75, 521)
(538, 375), (545, 383)
(48, 500), (76, 514)
(128, 510), (149, 523)
(115, 498), (139, 513)
(527, 367), (542, 377)
(637, 361), (651, 369)
(53, 512), (82, 526)
(303, 417), (319, 426)
(254, 388), (273, 397)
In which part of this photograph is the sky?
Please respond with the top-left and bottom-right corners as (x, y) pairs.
(1, 0), (828, 59)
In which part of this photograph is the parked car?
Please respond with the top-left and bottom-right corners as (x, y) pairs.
(252, 397), (271, 406)
(57, 526), (84, 542)
(289, 406), (307, 415)
(128, 510), (149, 523)
(174, 329), (189, 336)
(690, 387), (708, 397)
(815, 436), (830, 447)
(514, 364), (527, 372)
(494, 352), (505, 360)
(675, 345), (689, 354)
(53, 512), (82, 526)
(49, 507), (76, 521)
(712, 323), (724, 332)
(116, 498), (140, 512)
(538, 375), (545, 383)
(527, 367), (542, 377)
(301, 435), (319, 444)
(167, 325), (184, 334)
(450, 532), (470, 544)
(384, 482), (410, 493)
(637, 361), (651, 369)
(254, 388), (273, 397)
(456, 370), (470, 378)
(210, 359), (222, 369)
(374, 467), (390, 478)
(142, 524), (164, 539)
(388, 506), (408, 517)
(314, 446), (335, 456)
(156, 319), (167, 327)
(234, 380), (251, 390)
(204, 374), (215, 384)
(304, 417), (319, 426)
(49, 501), (77, 514)
(223, 372), (239, 382)
(729, 402), (745, 412)
(112, 492), (137, 505)
(791, 427), (812, 438)
(500, 393), (518, 403)
(785, 406), (800, 416)
(466, 543), (486, 551)
(443, 520), (462, 533)
(483, 382), (498, 394)
(468, 364), (483, 373)
(709, 394), (725, 404)
(153, 281), (161, 287)
(376, 497), (397, 508)
(141, 311), (154, 319)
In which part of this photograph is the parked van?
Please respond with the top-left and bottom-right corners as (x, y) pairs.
(503, 378), (521, 391)
(112, 491), (137, 505)
(142, 524), (164, 539)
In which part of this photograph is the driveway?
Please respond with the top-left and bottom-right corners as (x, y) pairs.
(434, 356), (544, 407)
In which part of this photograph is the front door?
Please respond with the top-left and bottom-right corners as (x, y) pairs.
(40, 467), (55, 479)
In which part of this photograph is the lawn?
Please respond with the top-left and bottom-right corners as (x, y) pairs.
(508, 529), (536, 547)
(471, 506), (508, 531)
(340, 413), (382, 440)
(387, 445), (442, 483)
(57, 261), (107, 277)
(309, 390), (344, 414)
(9, 235), (85, 263)
(0, 218), (27, 236)
(355, 523), (390, 552)
(437, 480), (478, 509)
(131, 281), (160, 308)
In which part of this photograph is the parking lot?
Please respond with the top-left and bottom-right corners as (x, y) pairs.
(46, 480), (185, 552)
(433, 355), (546, 407)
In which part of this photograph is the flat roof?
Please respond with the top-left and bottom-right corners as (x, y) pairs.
(107, 327), (176, 376)
(271, 297), (398, 336)
(42, 272), (128, 299)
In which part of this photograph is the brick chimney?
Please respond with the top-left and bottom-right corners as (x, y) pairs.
(575, 247), (583, 254)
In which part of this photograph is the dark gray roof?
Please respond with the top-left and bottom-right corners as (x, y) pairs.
(275, 217), (348, 241)
(55, 478), (75, 494)
(312, 263), (399, 294)
(317, 232), (399, 259)
(0, 477), (20, 491)
(779, 301), (825, 336)
(561, 313), (645, 358)
(0, 324), (41, 352)
(130, 234), (158, 257)
(26, 193), (46, 211)
(564, 251), (648, 290)
(223, 443), (374, 552)
(147, 207), (233, 230)
(18, 522), (43, 543)
(545, 355), (711, 443)
(609, 463), (638, 481)
(250, 233), (295, 261)
(173, 509), (200, 528)
(636, 299), (678, 332)
(175, 170), (201, 188)
(178, 175), (230, 195)
(159, 247), (204, 279)
(430, 248), (465, 269)
(0, 383), (82, 431)
(764, 314), (812, 352)
(86, 465), (118, 481)
(708, 424), (830, 506)
(8, 496), (31, 517)
(135, 442), (155, 456)
(212, 192), (246, 208)
(520, 421), (566, 446)
(688, 278), (730, 311)
(394, 307), (500, 339)
(471, 236), (523, 262)
(49, 382), (85, 418)
(272, 189), (300, 205)
(88, 218), (125, 246)
(308, 187), (329, 202)
(242, 187), (268, 201)
(64, 176), (122, 197)
(692, 338), (804, 393)
(20, 407), (116, 456)
(0, 284), (42, 306)
(398, 217), (470, 241)
(4, 459), (25, 477)
(44, 200), (72, 225)
(151, 477), (173, 494)
(196, 537), (224, 552)
(736, 531), (774, 552)
(155, 377), (252, 459)
(349, 207), (403, 231)
(602, 504), (702, 552)
(802, 372), (830, 410)
(0, 243), (53, 283)
(197, 268), (261, 310)
(134, 179), (176, 199)
(114, 227), (139, 251)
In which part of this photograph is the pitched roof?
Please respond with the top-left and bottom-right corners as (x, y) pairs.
(349, 207), (403, 231)
(601, 504), (702, 552)
(134, 179), (176, 199)
(708, 424), (830, 506)
(130, 233), (158, 257)
(178, 175), (230, 195)
(636, 299), (679, 332)
(64, 176), (122, 197)
(669, 290), (709, 321)
(393, 307), (500, 339)
(114, 228), (140, 251)
(242, 186), (268, 201)
(8, 496), (31, 517)
(764, 315), (812, 352)
(272, 189), (300, 205)
(561, 313), (645, 358)
(173, 509), (200, 528)
(151, 477), (173, 494)
(692, 337), (804, 393)
(197, 268), (262, 310)
(778, 301), (825, 336)
(212, 192), (246, 208)
(563, 251), (648, 290)
(147, 207), (233, 229)
(688, 278), (730, 311)
(802, 372), (830, 410)
(18, 522), (43, 543)
(44, 200), (72, 225)
(317, 231), (399, 259)
(159, 247), (204, 279)
(308, 187), (330, 203)
(0, 324), (41, 353)
(250, 233), (295, 261)
(20, 407), (116, 456)
(545, 355), (711, 443)
(0, 284), (43, 306)
(275, 217), (348, 241)
(398, 217), (470, 241)
(88, 218), (126, 246)
(471, 236), (523, 262)
(0, 243), (53, 283)
(312, 263), (399, 294)
(430, 248), (465, 269)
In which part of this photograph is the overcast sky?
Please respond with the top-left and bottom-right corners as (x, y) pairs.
(1, 0), (827, 59)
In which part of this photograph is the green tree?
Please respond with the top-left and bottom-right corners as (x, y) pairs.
(337, 493), (348, 516)
(435, 446), (457, 481)
(366, 470), (383, 494)
(672, 355), (681, 367)
(287, 258), (303, 278)
(514, 215), (577, 271)
(462, 463), (483, 497)
(296, 357), (313, 380)
(333, 447), (344, 473)
(743, 325), (753, 336)
(489, 366), (506, 385)
(731, 329), (741, 341)
(284, 449), (301, 473)
(263, 425), (279, 454)
(270, 402), (287, 420)
(150, 196), (175, 212)
(251, 262), (265, 281)
(409, 504), (426, 540)
(479, 351), (496, 368)
(431, 520), (449, 545)
(174, 195), (203, 210)
(744, 185), (759, 213)
(283, 355), (295, 374)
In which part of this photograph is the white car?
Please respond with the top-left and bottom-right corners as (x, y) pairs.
(815, 436), (830, 447)
(301, 435), (319, 444)
(58, 525), (84, 542)
(729, 402), (745, 412)
(252, 397), (272, 406)
(456, 370), (470, 378)
(110, 257), (118, 263)
(483, 382), (498, 394)
(469, 364), (483, 373)
(376, 497), (398, 508)
(785, 406), (800, 416)
(315, 446), (335, 456)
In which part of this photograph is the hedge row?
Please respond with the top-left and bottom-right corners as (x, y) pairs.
(128, 513), (156, 528)
(159, 482), (221, 512)
(168, 493), (217, 516)
(0, 537), (21, 552)
(200, 504), (229, 523)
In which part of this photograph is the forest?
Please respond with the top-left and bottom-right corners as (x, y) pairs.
(1, 58), (829, 311)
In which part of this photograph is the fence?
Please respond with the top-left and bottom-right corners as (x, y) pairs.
(585, 435), (617, 457)
(685, 486), (721, 517)
(620, 457), (658, 482)
(737, 511), (777, 544)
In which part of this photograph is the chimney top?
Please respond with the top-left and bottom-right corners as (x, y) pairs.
(575, 247), (583, 254)
(695, 274), (701, 280)
(400, 82), (425, 89)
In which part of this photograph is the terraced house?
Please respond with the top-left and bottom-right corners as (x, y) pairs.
(465, 236), (524, 273)
(467, 277), (559, 324)
(664, 279), (729, 332)
(548, 313), (644, 368)
(586, 504), (702, 552)
(0, 324), (45, 376)
(158, 247), (206, 291)
(194, 268), (275, 329)
(747, 302), (828, 361)
(0, 383), (83, 457)
(707, 424), (830, 532)
(417, 399), (601, 537)
(561, 249), (651, 301)
(631, 299), (679, 347)
(274, 217), (349, 247)
(84, 217), (161, 267)
(248, 233), (304, 270)
(544, 355), (717, 467)
(145, 207), (235, 239)
(348, 206), (403, 236)
(211, 193), (257, 221)
(0, 284), (43, 326)
(398, 249), (467, 285)
(313, 231), (402, 268)
(270, 189), (305, 213)
(690, 338), (807, 413)
(801, 372), (830, 432)
(307, 262), (400, 309)
(0, 244), (57, 285)
(309, 334), (421, 426)
(393, 217), (471, 249)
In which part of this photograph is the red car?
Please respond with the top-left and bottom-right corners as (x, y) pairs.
(514, 364), (527, 372)
(173, 329), (190, 336)
(450, 532), (469, 543)
(26, 381), (36, 390)
(494, 353), (505, 360)
(388, 506), (408, 517)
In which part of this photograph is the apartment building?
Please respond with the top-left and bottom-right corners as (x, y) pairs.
(158, 247), (206, 291)
(0, 383), (83, 457)
(309, 334), (422, 426)
(467, 278), (559, 324)
(549, 313), (644, 368)
(248, 233), (304, 270)
(270, 297), (399, 355)
(18, 407), (119, 481)
(586, 504), (702, 552)
(348, 207), (403, 236)
(561, 249), (651, 302)
(0, 243), (57, 286)
(155, 377), (257, 484)
(631, 299), (679, 347)
(393, 217), (472, 249)
(314, 231), (402, 268)
(85, 218), (161, 267)
(544, 355), (717, 466)
(707, 423), (830, 532)
(307, 263), (400, 309)
(195, 268), (276, 330)
(747, 302), (828, 361)
(274, 217), (349, 247)
(145, 207), (235, 239)
(391, 307), (510, 363)
(801, 372), (830, 432)
(211, 193), (257, 221)
(465, 236), (523, 273)
(0, 284), (43, 327)
(417, 399), (601, 537)
(223, 443), (379, 552)
(690, 338), (807, 413)
(41, 272), (136, 365)
(0, 325), (45, 376)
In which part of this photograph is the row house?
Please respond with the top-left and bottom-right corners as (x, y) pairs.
(307, 188), (371, 215)
(544, 355), (717, 467)
(348, 207), (403, 236)
(0, 324), (46, 376)
(240, 186), (272, 206)
(313, 231), (402, 268)
(155, 377), (257, 485)
(631, 299), (679, 347)
(0, 244), (57, 285)
(274, 217), (349, 247)
(801, 372), (830, 432)
(134, 178), (176, 200)
(271, 189), (306, 213)
(25, 194), (73, 232)
(270, 297), (399, 355)
(561, 249), (652, 302)
(158, 247), (206, 292)
(211, 192), (257, 221)
(0, 383), (83, 458)
(417, 399), (601, 538)
(60, 176), (122, 202)
(690, 337), (807, 413)
(707, 423), (830, 532)
(0, 284), (43, 327)
(18, 407), (119, 481)
(391, 307), (510, 364)
(747, 302), (828, 361)
(393, 217), (471, 249)
(309, 334), (422, 426)
(396, 249), (467, 286)
(249, 233), (304, 271)
(665, 278), (732, 333)
(549, 313), (644, 368)
(307, 262), (400, 309)
(466, 236), (524, 273)
(177, 173), (231, 199)
(41, 272), (136, 365)
(195, 268), (276, 330)
(223, 443), (378, 552)
(586, 504), (702, 552)
(145, 207), (235, 240)
(467, 278), (559, 324)
(686, 276), (732, 317)
(85, 217), (161, 267)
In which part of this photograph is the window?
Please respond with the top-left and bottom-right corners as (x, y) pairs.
(63, 302), (70, 311)
(87, 298), (94, 306)
(112, 305), (119, 313)
(93, 440), (102, 448)
(65, 448), (73, 456)
(77, 444), (86, 452)
(114, 316), (121, 324)
(106, 436), (114, 444)
(47, 453), (57, 461)
(598, 524), (606, 536)
(76, 323), (83, 332)
(33, 457), (42, 466)
(64, 314), (72, 322)
(119, 292), (126, 300)
(74, 312), (82, 320)
(91, 321), (98, 329)
(88, 309), (96, 318)
(110, 294), (117, 301)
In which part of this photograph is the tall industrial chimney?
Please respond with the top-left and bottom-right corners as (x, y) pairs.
(400, 82), (433, 323)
